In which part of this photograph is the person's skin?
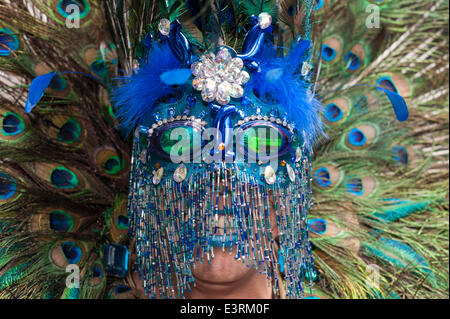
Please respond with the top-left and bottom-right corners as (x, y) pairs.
(131, 186), (279, 299)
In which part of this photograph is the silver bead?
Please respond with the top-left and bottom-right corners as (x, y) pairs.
(153, 167), (164, 185)
(286, 164), (295, 182)
(258, 12), (272, 29)
(158, 19), (171, 36)
(264, 165), (276, 184)
(295, 147), (302, 162)
(173, 164), (187, 183)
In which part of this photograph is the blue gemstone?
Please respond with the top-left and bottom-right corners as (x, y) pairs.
(153, 112), (161, 122)
(102, 244), (129, 278)
(167, 107), (175, 117)
(186, 94), (197, 107)
(269, 107), (278, 118)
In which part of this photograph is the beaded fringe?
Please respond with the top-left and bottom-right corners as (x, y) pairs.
(127, 129), (315, 299)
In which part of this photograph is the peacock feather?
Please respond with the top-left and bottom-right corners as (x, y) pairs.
(0, 0), (448, 299)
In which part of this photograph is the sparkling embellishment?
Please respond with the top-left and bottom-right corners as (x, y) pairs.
(192, 78), (204, 91)
(295, 147), (302, 162)
(286, 164), (295, 182)
(218, 142), (226, 151)
(158, 19), (171, 36)
(191, 47), (248, 105)
(173, 164), (187, 183)
(264, 165), (276, 184)
(301, 62), (313, 76)
(152, 167), (164, 185)
(186, 94), (197, 107)
(258, 12), (272, 29)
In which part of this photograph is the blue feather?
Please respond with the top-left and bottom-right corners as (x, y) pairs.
(246, 40), (323, 147)
(25, 72), (57, 113)
(377, 87), (409, 122)
(265, 68), (283, 82)
(112, 43), (183, 135)
(160, 68), (192, 86)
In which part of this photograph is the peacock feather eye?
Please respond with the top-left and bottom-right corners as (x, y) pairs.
(90, 59), (108, 79)
(345, 52), (361, 71)
(49, 210), (74, 232)
(49, 74), (67, 92)
(344, 124), (378, 150)
(61, 241), (82, 264)
(314, 0), (324, 10)
(314, 166), (332, 188)
(324, 103), (343, 123)
(377, 76), (398, 93)
(57, 118), (82, 144)
(0, 27), (19, 56)
(93, 147), (128, 177)
(392, 145), (408, 165)
(321, 37), (342, 63)
(57, 0), (91, 19)
(347, 128), (366, 147)
(92, 265), (103, 278)
(307, 218), (327, 235)
(50, 166), (79, 189)
(313, 164), (343, 189)
(345, 175), (364, 196)
(2, 112), (25, 136)
(102, 155), (124, 175)
(321, 44), (337, 62)
(344, 174), (377, 197)
(116, 215), (129, 230)
(345, 43), (367, 72)
(0, 172), (16, 200)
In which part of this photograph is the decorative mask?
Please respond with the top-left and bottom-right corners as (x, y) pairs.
(114, 13), (324, 299)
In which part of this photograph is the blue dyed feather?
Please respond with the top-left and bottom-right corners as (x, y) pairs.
(377, 87), (409, 122)
(25, 72), (57, 113)
(246, 40), (324, 147)
(112, 44), (183, 135)
(160, 68), (192, 85)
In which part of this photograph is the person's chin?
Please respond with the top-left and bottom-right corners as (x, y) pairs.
(191, 246), (254, 285)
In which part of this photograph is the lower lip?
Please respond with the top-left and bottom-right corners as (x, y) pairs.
(211, 234), (238, 247)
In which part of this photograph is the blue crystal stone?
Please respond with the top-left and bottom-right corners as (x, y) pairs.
(269, 107), (278, 118)
(186, 94), (197, 107)
(102, 244), (129, 278)
(167, 107), (175, 118)
(153, 112), (161, 122)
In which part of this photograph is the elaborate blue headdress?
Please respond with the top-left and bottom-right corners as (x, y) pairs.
(114, 12), (323, 299)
